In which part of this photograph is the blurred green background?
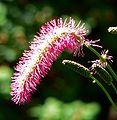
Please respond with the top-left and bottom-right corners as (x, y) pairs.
(0, 0), (117, 120)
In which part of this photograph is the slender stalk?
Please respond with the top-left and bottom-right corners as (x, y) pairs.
(107, 64), (117, 82)
(84, 44), (117, 82)
(84, 44), (103, 61)
(110, 82), (117, 94)
(90, 75), (117, 111)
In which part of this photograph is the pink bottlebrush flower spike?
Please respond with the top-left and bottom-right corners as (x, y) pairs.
(11, 17), (88, 104)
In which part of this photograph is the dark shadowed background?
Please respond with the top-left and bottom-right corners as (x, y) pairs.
(0, 0), (117, 120)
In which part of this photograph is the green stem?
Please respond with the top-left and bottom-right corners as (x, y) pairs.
(110, 82), (117, 94)
(90, 75), (117, 111)
(84, 44), (117, 82)
(107, 64), (117, 82)
(84, 44), (103, 61)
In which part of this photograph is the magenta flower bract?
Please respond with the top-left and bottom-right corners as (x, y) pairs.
(10, 17), (88, 104)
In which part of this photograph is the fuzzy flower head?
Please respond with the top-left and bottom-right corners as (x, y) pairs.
(90, 50), (113, 71)
(101, 50), (113, 63)
(10, 17), (89, 104)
